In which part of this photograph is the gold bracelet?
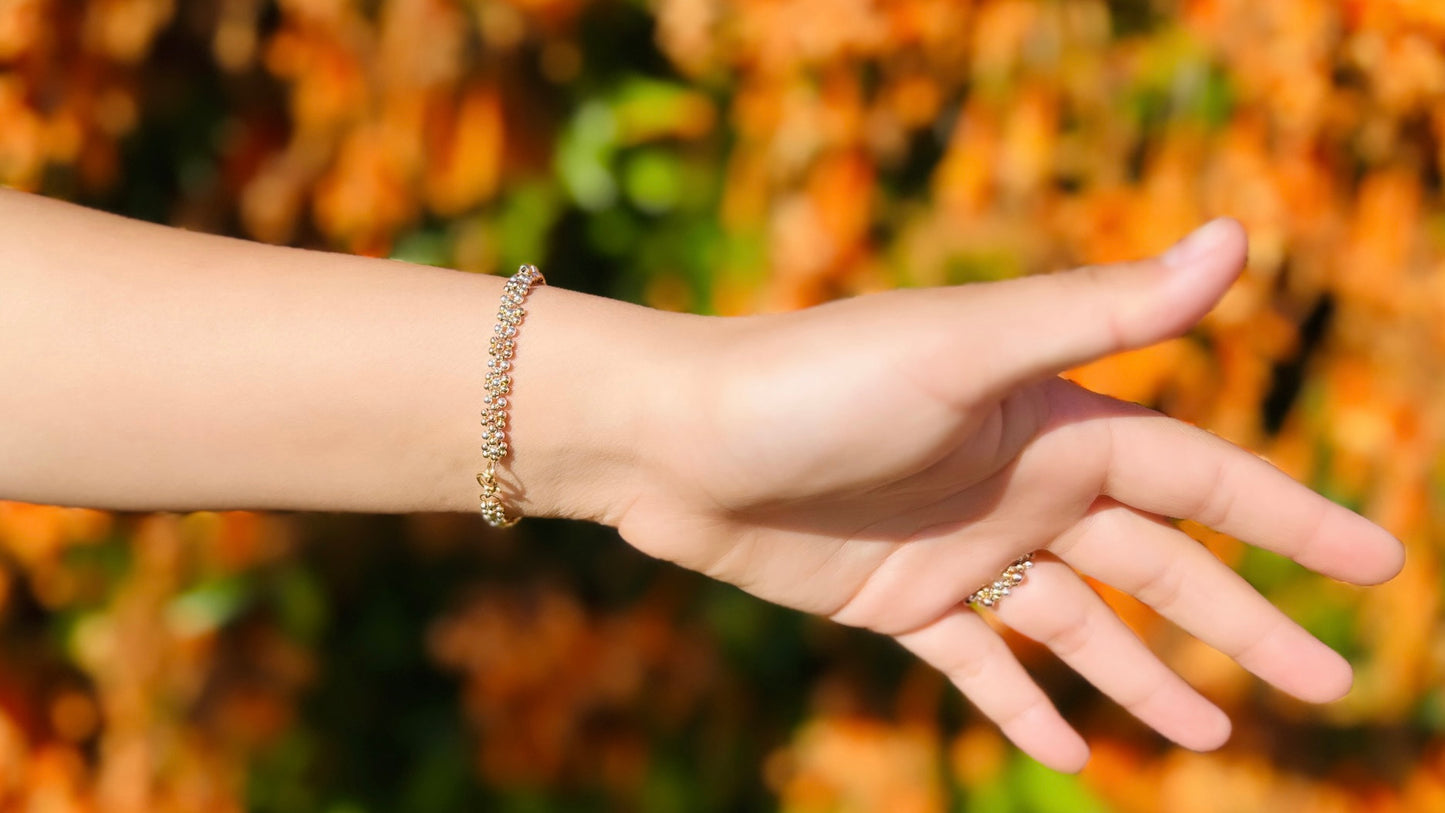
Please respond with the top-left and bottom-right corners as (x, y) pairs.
(477, 264), (546, 527)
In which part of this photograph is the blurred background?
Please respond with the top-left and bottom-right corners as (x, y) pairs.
(1, 0), (1444, 810)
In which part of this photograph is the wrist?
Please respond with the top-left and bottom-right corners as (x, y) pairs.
(490, 281), (708, 527)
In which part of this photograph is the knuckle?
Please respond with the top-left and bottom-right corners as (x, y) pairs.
(1133, 559), (1187, 614)
(1051, 502), (1124, 559)
(992, 692), (1049, 733)
(948, 648), (993, 691)
(1041, 608), (1095, 660)
(1226, 613), (1286, 665)
(1189, 461), (1234, 528)
(1117, 667), (1172, 712)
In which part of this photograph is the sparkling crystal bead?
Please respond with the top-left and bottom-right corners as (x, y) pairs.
(478, 264), (545, 528)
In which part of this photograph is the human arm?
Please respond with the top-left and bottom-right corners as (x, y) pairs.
(0, 190), (1405, 772)
(0, 186), (680, 522)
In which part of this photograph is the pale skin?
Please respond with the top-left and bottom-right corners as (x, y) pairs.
(0, 189), (1405, 772)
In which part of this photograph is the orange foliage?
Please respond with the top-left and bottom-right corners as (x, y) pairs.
(429, 583), (717, 793)
(0, 510), (304, 812)
(4, 0), (1445, 809)
(767, 714), (943, 813)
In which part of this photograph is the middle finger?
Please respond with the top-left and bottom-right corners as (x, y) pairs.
(1048, 497), (1353, 703)
(988, 553), (1232, 751)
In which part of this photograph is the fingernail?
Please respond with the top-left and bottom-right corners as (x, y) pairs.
(1162, 218), (1234, 269)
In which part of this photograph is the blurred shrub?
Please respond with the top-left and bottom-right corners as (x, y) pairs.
(4, 0), (1445, 810)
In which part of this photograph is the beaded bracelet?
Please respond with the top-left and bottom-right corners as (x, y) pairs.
(477, 264), (545, 527)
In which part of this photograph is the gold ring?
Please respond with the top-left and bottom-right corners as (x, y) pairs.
(965, 553), (1035, 609)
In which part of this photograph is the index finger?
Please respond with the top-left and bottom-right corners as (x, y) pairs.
(1055, 380), (1405, 585)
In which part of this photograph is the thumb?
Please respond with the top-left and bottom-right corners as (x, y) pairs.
(964, 217), (1247, 400)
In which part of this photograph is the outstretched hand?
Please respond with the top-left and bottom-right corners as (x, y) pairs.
(613, 218), (1405, 772)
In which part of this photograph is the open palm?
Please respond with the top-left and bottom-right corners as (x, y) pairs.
(614, 219), (1404, 772)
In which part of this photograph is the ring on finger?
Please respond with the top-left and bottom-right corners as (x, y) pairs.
(965, 553), (1035, 609)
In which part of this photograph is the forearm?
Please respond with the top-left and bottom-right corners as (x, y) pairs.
(0, 189), (691, 523)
